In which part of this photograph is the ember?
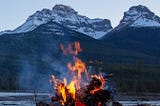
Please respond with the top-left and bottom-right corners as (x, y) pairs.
(38, 41), (122, 106)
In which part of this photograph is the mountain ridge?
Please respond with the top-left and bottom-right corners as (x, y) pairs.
(1, 5), (160, 39)
(0, 4), (112, 39)
(114, 5), (160, 30)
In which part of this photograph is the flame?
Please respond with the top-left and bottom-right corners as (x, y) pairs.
(50, 76), (76, 104)
(72, 41), (82, 55)
(67, 57), (88, 89)
(51, 41), (106, 105)
(51, 42), (85, 104)
(67, 81), (76, 99)
(61, 41), (88, 89)
(60, 44), (67, 55)
(60, 41), (82, 56)
(50, 75), (67, 104)
(90, 75), (105, 94)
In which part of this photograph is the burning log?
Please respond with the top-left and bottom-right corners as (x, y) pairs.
(49, 74), (114, 106)
(75, 75), (112, 106)
(82, 90), (111, 106)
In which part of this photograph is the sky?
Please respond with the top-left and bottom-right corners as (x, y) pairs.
(0, 0), (160, 31)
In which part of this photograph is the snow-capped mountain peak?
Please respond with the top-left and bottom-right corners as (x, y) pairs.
(52, 4), (78, 15)
(117, 5), (160, 29)
(0, 4), (112, 39)
(14, 9), (52, 33)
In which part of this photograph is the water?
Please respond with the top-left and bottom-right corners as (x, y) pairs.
(0, 92), (160, 106)
(120, 101), (160, 106)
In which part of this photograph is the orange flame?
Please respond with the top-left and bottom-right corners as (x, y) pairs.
(90, 75), (105, 94)
(50, 76), (76, 104)
(72, 41), (82, 55)
(60, 41), (82, 56)
(60, 44), (67, 55)
(67, 57), (88, 89)
(61, 41), (88, 89)
(50, 75), (67, 104)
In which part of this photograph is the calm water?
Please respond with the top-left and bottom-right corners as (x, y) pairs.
(0, 92), (160, 106)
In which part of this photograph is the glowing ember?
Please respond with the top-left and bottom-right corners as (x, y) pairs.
(90, 75), (105, 94)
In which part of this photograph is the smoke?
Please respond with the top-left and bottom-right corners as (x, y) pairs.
(18, 59), (51, 91)
(18, 50), (73, 92)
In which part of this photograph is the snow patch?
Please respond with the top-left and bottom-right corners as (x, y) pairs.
(131, 17), (160, 27)
(116, 5), (160, 30)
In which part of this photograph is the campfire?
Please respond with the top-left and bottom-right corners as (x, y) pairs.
(37, 41), (121, 106)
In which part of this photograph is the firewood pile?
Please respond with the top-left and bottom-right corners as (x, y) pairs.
(36, 75), (122, 106)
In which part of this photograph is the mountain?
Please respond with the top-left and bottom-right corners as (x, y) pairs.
(0, 4), (112, 39)
(115, 5), (160, 30)
(101, 5), (160, 64)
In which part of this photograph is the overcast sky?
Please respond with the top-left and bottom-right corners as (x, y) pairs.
(0, 0), (160, 31)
